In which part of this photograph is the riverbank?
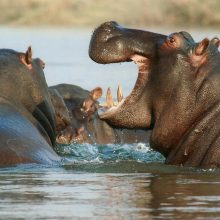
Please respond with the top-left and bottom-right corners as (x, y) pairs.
(0, 0), (220, 29)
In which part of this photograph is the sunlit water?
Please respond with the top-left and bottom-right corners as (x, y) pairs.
(0, 27), (220, 219)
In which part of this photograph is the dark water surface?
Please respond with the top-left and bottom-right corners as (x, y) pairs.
(1, 143), (220, 220)
(0, 27), (220, 219)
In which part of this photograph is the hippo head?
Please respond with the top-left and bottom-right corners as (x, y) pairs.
(89, 21), (220, 167)
(49, 84), (103, 144)
(0, 47), (56, 145)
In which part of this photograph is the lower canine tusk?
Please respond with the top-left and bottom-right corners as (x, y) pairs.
(106, 87), (114, 108)
(117, 84), (123, 102)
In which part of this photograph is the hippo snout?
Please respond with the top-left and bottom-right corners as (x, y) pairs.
(89, 21), (130, 64)
(89, 21), (167, 64)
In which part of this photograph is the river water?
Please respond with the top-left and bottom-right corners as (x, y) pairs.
(0, 27), (220, 219)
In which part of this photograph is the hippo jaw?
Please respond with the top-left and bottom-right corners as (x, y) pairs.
(89, 21), (166, 129)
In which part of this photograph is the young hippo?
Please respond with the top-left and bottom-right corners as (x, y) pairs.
(50, 84), (106, 144)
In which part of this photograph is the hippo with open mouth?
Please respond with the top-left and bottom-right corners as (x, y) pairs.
(89, 21), (220, 168)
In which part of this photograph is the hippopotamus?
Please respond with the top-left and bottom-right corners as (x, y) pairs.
(0, 47), (61, 166)
(89, 21), (220, 168)
(50, 83), (150, 144)
(49, 84), (106, 144)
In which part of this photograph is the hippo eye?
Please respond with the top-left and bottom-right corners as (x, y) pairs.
(169, 37), (175, 44)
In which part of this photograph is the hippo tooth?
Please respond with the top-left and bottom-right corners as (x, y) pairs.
(117, 84), (123, 103)
(106, 87), (114, 108)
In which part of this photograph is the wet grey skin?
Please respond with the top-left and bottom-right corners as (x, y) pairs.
(89, 21), (220, 168)
(0, 48), (61, 166)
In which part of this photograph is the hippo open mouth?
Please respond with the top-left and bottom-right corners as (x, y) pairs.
(98, 54), (150, 120)
(89, 21), (167, 129)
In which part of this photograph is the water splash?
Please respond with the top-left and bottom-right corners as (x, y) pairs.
(55, 142), (165, 164)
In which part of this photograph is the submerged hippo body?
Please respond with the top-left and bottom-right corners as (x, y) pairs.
(0, 48), (60, 166)
(89, 21), (220, 168)
(50, 84), (149, 144)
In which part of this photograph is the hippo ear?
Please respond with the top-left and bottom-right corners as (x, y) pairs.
(19, 46), (33, 69)
(82, 88), (102, 114)
(25, 46), (32, 64)
(90, 87), (103, 101)
(195, 38), (210, 56)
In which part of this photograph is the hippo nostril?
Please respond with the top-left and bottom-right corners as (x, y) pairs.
(106, 21), (118, 26)
(102, 21), (119, 29)
(105, 28), (111, 34)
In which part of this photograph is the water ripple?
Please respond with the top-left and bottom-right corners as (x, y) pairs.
(55, 142), (165, 164)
